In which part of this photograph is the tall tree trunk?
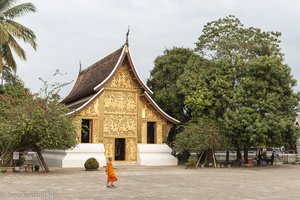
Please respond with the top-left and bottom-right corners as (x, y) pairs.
(226, 149), (230, 164)
(257, 149), (262, 166)
(195, 151), (204, 168)
(203, 151), (208, 167)
(212, 150), (217, 168)
(244, 146), (249, 164)
(35, 147), (49, 172)
(237, 145), (242, 160)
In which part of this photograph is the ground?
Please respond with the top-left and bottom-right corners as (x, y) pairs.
(1, 165), (300, 200)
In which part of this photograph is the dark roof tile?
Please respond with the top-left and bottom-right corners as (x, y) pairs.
(62, 48), (123, 104)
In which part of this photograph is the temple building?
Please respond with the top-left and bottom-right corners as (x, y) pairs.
(43, 42), (179, 167)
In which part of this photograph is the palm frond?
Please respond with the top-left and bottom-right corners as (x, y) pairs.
(2, 43), (16, 71)
(0, 22), (9, 44)
(4, 19), (37, 49)
(0, 0), (17, 13)
(2, 3), (36, 19)
(8, 34), (26, 60)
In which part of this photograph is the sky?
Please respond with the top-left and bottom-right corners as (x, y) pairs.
(15, 0), (300, 98)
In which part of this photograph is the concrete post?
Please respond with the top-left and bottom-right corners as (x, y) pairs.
(296, 138), (300, 163)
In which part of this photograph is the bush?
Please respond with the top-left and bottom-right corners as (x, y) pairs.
(84, 158), (99, 171)
(185, 156), (198, 168)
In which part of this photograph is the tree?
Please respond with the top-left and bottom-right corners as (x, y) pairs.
(221, 56), (300, 162)
(193, 15), (297, 162)
(0, 81), (77, 172)
(195, 15), (282, 62)
(0, 0), (37, 74)
(147, 47), (195, 123)
(178, 57), (235, 120)
(175, 118), (227, 167)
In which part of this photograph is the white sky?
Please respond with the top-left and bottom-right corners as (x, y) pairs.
(15, 0), (300, 98)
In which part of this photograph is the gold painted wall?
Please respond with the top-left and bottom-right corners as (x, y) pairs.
(72, 63), (170, 161)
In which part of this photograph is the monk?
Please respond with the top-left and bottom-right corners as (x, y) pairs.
(105, 157), (117, 187)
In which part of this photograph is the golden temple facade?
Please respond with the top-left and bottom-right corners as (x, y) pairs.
(62, 45), (179, 161)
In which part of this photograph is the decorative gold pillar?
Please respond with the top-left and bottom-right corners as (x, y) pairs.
(126, 138), (137, 161)
(98, 98), (104, 143)
(74, 116), (82, 143)
(162, 123), (167, 143)
(141, 122), (147, 144)
(156, 123), (163, 144)
(92, 118), (100, 143)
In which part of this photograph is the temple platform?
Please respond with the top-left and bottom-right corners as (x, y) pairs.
(42, 143), (178, 168)
(42, 144), (106, 168)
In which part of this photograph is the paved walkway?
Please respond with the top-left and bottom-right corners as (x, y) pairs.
(1, 165), (300, 200)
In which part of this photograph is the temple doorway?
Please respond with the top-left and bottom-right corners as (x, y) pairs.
(147, 122), (156, 144)
(115, 138), (126, 161)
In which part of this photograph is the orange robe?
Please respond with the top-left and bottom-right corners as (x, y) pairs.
(106, 162), (117, 182)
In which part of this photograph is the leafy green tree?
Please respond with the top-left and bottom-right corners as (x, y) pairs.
(195, 15), (282, 62)
(221, 56), (300, 161)
(175, 118), (223, 152)
(178, 57), (235, 120)
(0, 81), (77, 172)
(0, 0), (37, 74)
(193, 15), (297, 161)
(147, 47), (195, 122)
(175, 118), (227, 167)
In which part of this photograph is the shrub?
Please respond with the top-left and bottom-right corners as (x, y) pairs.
(84, 158), (99, 171)
(185, 156), (198, 168)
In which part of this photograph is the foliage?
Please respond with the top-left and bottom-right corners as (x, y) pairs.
(84, 158), (99, 170)
(175, 118), (226, 153)
(147, 47), (195, 122)
(0, 81), (30, 164)
(150, 16), (299, 161)
(178, 57), (235, 120)
(0, 0), (37, 73)
(190, 16), (299, 160)
(221, 56), (300, 149)
(0, 81), (77, 169)
(195, 15), (282, 62)
(185, 156), (197, 168)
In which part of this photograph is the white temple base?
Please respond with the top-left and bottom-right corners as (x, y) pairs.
(42, 144), (106, 168)
(137, 144), (178, 166)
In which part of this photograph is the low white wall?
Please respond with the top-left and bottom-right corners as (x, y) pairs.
(42, 144), (106, 168)
(214, 151), (297, 164)
(137, 144), (177, 166)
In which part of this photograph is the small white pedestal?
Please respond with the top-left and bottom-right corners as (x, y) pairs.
(137, 144), (178, 166)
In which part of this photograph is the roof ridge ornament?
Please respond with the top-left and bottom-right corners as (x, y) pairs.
(125, 26), (130, 49)
(79, 60), (82, 74)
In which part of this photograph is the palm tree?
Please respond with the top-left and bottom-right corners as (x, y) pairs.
(0, 0), (37, 74)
